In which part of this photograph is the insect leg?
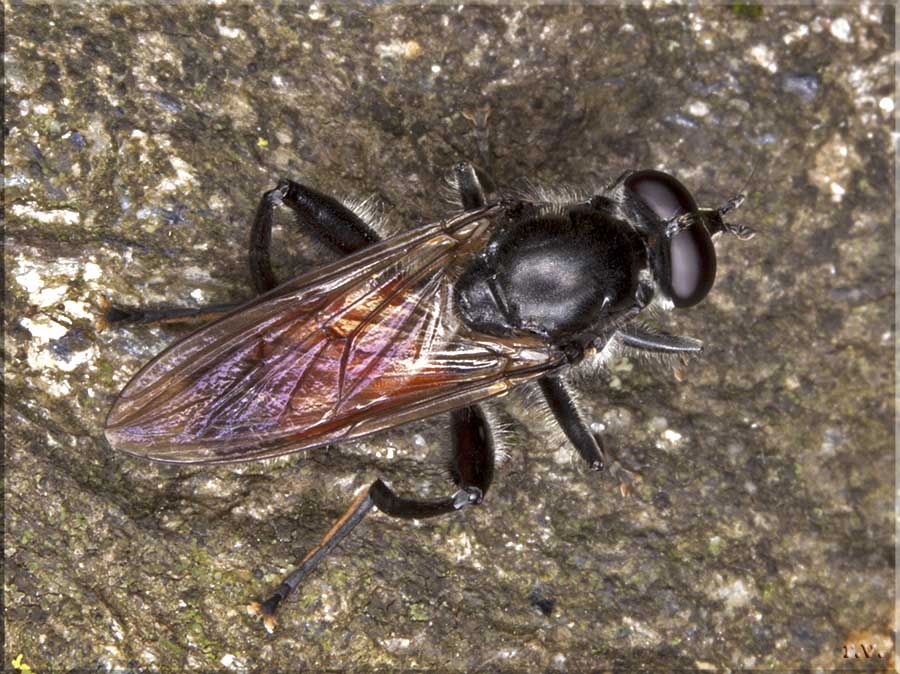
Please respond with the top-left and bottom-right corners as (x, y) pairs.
(369, 404), (496, 518)
(106, 177), (384, 327)
(249, 407), (495, 629)
(448, 404), (495, 499)
(103, 185), (289, 328)
(250, 482), (468, 631)
(619, 325), (703, 354)
(462, 105), (495, 184)
(97, 300), (239, 330)
(250, 179), (381, 293)
(452, 163), (487, 210)
(247, 185), (280, 294)
(538, 375), (605, 471)
(248, 487), (376, 632)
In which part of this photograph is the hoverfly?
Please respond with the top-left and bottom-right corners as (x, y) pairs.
(104, 162), (753, 631)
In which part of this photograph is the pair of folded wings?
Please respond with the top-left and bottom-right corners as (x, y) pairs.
(105, 206), (565, 464)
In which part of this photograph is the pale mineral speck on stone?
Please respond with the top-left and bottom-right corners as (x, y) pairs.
(688, 101), (709, 117)
(20, 316), (67, 343)
(381, 637), (411, 652)
(11, 203), (80, 226)
(215, 19), (242, 39)
(82, 262), (103, 281)
(662, 429), (682, 444)
(4, 173), (29, 188)
(716, 577), (752, 611)
(650, 416), (668, 432)
(168, 156), (198, 187)
(819, 427), (844, 456)
(15, 263), (68, 306)
(444, 530), (473, 562)
(621, 616), (661, 647)
(553, 444), (573, 466)
(307, 3), (325, 20)
(181, 266), (216, 283)
(749, 44), (778, 73)
(830, 182), (845, 201)
(63, 300), (93, 320)
(376, 39), (422, 60)
(332, 475), (357, 491)
(783, 23), (810, 44)
(220, 653), (245, 669)
(829, 16), (852, 42)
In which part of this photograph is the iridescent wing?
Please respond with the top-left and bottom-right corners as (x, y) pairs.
(105, 206), (564, 464)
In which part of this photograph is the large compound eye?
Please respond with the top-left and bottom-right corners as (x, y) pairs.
(625, 169), (697, 221)
(667, 218), (716, 307)
(625, 170), (716, 308)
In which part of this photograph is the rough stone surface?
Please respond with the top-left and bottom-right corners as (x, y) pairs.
(5, 3), (895, 671)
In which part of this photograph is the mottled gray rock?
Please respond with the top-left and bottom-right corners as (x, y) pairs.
(5, 3), (894, 671)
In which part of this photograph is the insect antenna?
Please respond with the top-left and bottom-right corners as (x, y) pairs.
(690, 158), (760, 240)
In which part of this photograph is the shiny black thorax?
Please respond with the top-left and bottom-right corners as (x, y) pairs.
(455, 202), (648, 343)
